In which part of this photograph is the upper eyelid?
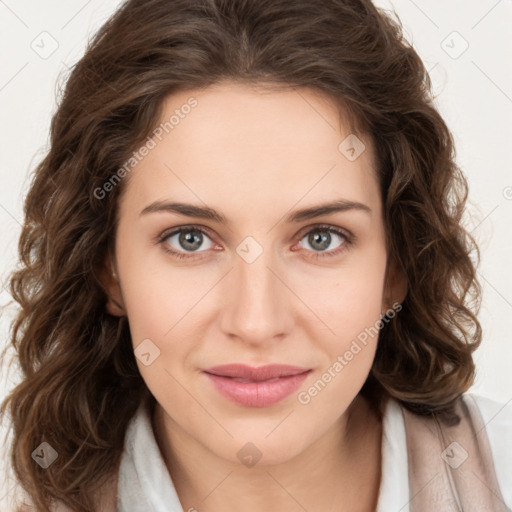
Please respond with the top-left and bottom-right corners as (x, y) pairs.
(296, 223), (352, 239)
(159, 224), (216, 243)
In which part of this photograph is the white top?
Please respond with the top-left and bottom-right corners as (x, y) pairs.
(117, 393), (512, 512)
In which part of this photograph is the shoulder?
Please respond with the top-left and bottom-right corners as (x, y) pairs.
(465, 391), (512, 442)
(9, 496), (80, 512)
(8, 471), (118, 512)
(466, 391), (512, 429)
(463, 393), (512, 506)
(465, 392), (512, 457)
(380, 393), (512, 510)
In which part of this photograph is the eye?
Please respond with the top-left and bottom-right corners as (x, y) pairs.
(157, 224), (353, 261)
(295, 225), (352, 259)
(158, 226), (216, 259)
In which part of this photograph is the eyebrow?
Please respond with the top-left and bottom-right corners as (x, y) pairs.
(140, 199), (371, 224)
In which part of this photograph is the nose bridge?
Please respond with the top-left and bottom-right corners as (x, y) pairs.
(220, 236), (291, 343)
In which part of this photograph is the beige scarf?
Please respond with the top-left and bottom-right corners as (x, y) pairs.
(402, 394), (509, 511)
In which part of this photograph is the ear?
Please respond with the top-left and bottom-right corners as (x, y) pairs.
(382, 256), (407, 314)
(98, 252), (127, 317)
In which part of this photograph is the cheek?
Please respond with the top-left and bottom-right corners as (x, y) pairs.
(292, 248), (386, 408)
(121, 269), (202, 415)
(295, 245), (387, 347)
(119, 249), (210, 343)
(329, 280), (384, 354)
(118, 256), (216, 396)
(296, 279), (383, 412)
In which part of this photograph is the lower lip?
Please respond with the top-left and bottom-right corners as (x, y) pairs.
(204, 371), (311, 407)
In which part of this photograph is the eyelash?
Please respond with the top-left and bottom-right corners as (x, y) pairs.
(156, 224), (354, 261)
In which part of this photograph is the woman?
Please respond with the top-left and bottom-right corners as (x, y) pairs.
(1, 0), (510, 511)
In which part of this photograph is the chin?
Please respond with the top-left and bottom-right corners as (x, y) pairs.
(215, 429), (311, 469)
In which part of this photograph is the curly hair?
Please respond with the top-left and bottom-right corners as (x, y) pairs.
(1, 0), (482, 510)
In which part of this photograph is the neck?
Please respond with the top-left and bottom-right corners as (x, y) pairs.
(152, 394), (382, 512)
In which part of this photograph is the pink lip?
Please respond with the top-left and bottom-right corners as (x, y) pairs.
(203, 364), (312, 407)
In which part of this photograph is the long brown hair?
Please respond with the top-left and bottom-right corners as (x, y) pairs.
(1, 0), (481, 510)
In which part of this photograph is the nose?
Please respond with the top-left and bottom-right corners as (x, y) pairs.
(218, 242), (294, 347)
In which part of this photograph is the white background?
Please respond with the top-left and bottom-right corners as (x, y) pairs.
(1, 0), (511, 508)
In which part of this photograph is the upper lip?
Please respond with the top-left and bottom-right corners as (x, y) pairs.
(203, 364), (311, 381)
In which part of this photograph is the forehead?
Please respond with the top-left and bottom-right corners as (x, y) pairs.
(119, 81), (380, 222)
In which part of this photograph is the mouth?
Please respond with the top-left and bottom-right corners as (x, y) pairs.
(202, 364), (312, 407)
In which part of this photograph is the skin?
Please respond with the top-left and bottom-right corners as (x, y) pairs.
(102, 81), (407, 512)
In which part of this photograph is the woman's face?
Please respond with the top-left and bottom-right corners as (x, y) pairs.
(106, 81), (405, 465)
